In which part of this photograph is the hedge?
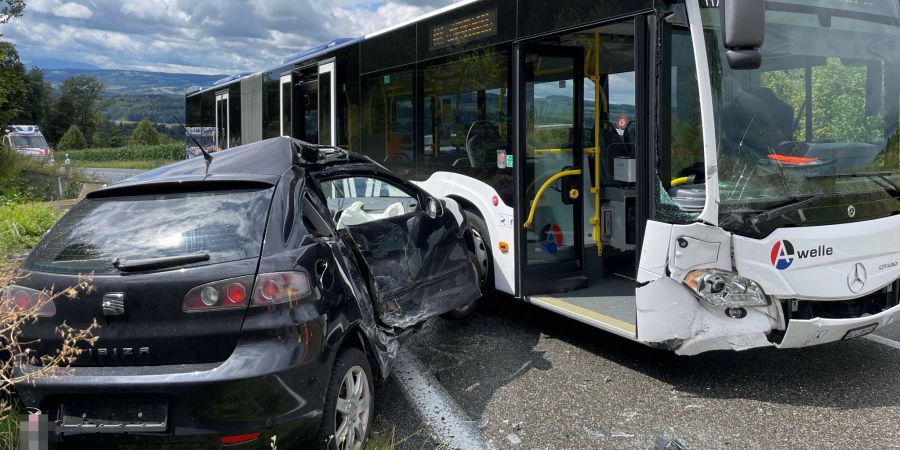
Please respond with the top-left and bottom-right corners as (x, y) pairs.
(64, 144), (183, 162)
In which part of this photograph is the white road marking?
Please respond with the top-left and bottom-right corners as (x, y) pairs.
(392, 348), (488, 450)
(865, 334), (900, 351)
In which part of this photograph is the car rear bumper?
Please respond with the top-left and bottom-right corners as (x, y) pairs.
(777, 301), (900, 348)
(15, 320), (331, 448)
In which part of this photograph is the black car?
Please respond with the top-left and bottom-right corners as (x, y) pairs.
(11, 137), (481, 449)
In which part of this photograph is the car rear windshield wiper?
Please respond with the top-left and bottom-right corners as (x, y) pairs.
(744, 194), (824, 227)
(113, 253), (210, 272)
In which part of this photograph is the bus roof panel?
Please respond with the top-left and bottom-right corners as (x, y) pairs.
(281, 37), (362, 64)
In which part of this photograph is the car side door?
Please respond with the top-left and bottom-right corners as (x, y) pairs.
(314, 171), (480, 329)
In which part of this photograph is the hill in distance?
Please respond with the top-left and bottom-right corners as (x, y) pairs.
(26, 58), (100, 70)
(42, 68), (225, 96)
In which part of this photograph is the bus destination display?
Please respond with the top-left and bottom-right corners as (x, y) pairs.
(430, 8), (498, 50)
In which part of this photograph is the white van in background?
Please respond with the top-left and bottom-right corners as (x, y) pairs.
(3, 125), (51, 159)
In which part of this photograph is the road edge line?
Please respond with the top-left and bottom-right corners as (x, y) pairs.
(865, 334), (900, 351)
(392, 348), (488, 450)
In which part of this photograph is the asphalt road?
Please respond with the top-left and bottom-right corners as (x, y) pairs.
(79, 168), (145, 183)
(375, 295), (900, 449)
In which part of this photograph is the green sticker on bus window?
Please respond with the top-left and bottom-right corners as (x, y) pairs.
(383, 75), (391, 85)
(506, 155), (514, 168)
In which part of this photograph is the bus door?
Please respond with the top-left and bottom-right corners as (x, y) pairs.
(298, 75), (319, 143)
(280, 74), (293, 137)
(519, 46), (586, 290)
(215, 92), (229, 150)
(318, 62), (337, 146)
(517, 20), (643, 339)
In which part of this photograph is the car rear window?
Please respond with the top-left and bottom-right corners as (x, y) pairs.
(24, 188), (274, 274)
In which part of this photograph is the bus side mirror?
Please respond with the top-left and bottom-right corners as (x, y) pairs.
(720, 0), (765, 70)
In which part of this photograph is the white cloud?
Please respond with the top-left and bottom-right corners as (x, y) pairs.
(3, 0), (460, 73)
(28, 0), (93, 19)
(56, 2), (93, 19)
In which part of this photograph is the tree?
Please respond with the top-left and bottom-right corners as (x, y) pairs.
(0, 0), (25, 25)
(0, 42), (26, 127)
(46, 75), (104, 144)
(11, 67), (51, 127)
(57, 125), (87, 150)
(129, 118), (160, 146)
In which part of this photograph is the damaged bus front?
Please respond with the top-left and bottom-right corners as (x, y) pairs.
(638, 0), (900, 354)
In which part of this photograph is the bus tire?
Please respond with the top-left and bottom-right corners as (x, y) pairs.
(442, 210), (494, 320)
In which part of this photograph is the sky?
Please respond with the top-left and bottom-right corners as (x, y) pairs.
(0, 0), (458, 74)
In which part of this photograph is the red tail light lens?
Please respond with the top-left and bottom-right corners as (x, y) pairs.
(226, 283), (246, 304)
(182, 276), (254, 313)
(252, 272), (313, 307)
(219, 432), (261, 445)
(2, 285), (54, 317)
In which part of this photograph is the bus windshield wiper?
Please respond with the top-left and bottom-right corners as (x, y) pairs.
(114, 253), (210, 272)
(744, 194), (824, 227)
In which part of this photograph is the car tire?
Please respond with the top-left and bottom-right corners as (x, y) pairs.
(441, 210), (494, 320)
(313, 347), (375, 450)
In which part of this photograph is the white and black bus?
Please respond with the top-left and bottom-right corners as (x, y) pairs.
(187, 0), (900, 354)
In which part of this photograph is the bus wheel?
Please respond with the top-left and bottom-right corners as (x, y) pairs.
(442, 210), (494, 320)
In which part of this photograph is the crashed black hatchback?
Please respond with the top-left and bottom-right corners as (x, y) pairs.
(12, 137), (481, 449)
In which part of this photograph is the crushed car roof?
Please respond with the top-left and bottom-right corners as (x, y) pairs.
(89, 137), (375, 197)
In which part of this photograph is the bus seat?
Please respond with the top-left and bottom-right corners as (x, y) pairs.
(466, 120), (501, 168)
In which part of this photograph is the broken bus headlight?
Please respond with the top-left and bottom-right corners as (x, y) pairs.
(683, 269), (770, 308)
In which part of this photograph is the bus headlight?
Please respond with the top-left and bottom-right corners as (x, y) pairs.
(683, 269), (770, 308)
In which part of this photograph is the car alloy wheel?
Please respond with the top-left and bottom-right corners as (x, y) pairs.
(335, 365), (370, 450)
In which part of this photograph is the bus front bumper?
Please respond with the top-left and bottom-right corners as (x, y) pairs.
(777, 301), (900, 348)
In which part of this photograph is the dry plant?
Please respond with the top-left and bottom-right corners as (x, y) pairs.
(0, 266), (99, 427)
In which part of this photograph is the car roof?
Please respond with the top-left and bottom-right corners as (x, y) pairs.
(89, 137), (378, 197)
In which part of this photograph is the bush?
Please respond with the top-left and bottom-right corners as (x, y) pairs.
(65, 144), (183, 162)
(0, 203), (58, 255)
(57, 125), (88, 151)
(129, 118), (160, 146)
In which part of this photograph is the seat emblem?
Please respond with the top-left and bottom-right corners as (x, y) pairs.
(102, 293), (125, 316)
(847, 263), (867, 294)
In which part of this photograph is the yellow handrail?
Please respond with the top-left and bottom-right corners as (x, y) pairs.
(523, 169), (582, 229)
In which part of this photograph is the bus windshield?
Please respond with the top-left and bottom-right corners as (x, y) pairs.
(700, 0), (900, 236)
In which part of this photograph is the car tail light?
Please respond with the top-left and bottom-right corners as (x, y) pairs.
(252, 272), (313, 307)
(219, 432), (261, 445)
(182, 276), (254, 313)
(2, 285), (55, 317)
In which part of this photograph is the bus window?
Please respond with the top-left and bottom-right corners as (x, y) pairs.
(420, 48), (513, 206)
(362, 70), (415, 176)
(658, 27), (703, 223)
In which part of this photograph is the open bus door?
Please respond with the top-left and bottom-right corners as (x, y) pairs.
(516, 19), (645, 340)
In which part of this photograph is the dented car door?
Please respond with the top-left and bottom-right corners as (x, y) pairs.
(313, 171), (480, 329)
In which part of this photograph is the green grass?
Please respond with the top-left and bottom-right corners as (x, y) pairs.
(0, 203), (59, 257)
(0, 406), (19, 450)
(64, 144), (184, 163)
(70, 159), (176, 170)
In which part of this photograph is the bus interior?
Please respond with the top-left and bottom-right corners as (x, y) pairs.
(521, 20), (641, 337)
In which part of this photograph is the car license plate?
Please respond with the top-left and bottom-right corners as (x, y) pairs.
(58, 399), (168, 432)
(842, 323), (879, 341)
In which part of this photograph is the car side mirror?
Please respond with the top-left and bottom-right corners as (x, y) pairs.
(720, 0), (765, 70)
(425, 197), (443, 219)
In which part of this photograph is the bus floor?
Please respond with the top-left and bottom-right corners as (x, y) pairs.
(528, 273), (637, 338)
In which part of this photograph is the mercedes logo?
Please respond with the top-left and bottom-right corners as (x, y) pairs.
(847, 263), (868, 294)
(847, 205), (856, 218)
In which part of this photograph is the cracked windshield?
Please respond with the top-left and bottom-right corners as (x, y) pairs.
(702, 1), (900, 236)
